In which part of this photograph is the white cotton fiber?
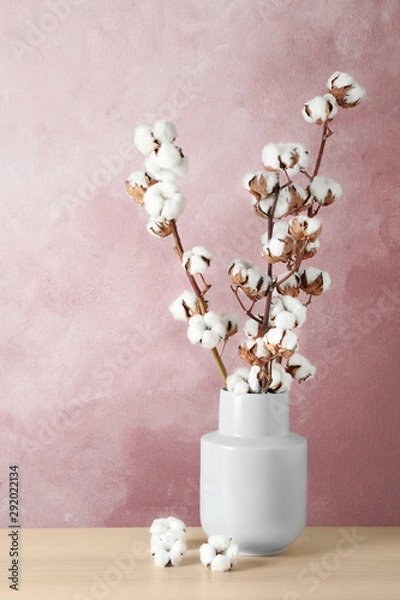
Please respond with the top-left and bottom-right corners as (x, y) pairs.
(156, 142), (184, 170)
(200, 537), (239, 571)
(210, 554), (232, 572)
(126, 170), (149, 188)
(262, 143), (281, 171)
(310, 175), (342, 204)
(134, 123), (156, 155)
(274, 310), (296, 330)
(152, 120), (177, 143)
(199, 543), (217, 566)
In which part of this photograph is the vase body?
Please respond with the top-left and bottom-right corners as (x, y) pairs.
(200, 389), (307, 556)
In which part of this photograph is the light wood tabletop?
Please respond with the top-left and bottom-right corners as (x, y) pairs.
(0, 527), (399, 600)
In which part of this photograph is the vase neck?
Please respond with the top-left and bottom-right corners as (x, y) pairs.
(218, 389), (290, 437)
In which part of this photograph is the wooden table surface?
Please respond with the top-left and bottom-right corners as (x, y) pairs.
(0, 527), (399, 599)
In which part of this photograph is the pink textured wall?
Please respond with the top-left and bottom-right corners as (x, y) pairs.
(1, 0), (399, 528)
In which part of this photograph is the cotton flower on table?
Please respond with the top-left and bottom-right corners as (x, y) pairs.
(199, 536), (239, 571)
(150, 517), (187, 567)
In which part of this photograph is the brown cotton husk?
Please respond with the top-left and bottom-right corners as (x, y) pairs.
(289, 218), (322, 242)
(282, 186), (311, 217)
(125, 180), (146, 206)
(248, 174), (269, 201)
(242, 279), (268, 300)
(277, 274), (301, 297)
(300, 272), (324, 295)
(263, 236), (295, 264)
(148, 219), (175, 238)
(238, 343), (259, 366)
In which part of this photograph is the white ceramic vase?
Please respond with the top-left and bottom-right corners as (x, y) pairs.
(200, 388), (307, 556)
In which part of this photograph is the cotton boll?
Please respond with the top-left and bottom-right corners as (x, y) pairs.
(303, 239), (320, 259)
(274, 310), (296, 330)
(281, 296), (307, 327)
(302, 94), (338, 124)
(265, 328), (298, 358)
(146, 218), (174, 238)
(243, 171), (278, 201)
(248, 365), (262, 392)
(244, 319), (261, 339)
(166, 516), (187, 535)
(169, 291), (199, 321)
(150, 517), (169, 536)
(169, 539), (187, 566)
(282, 329), (298, 353)
(208, 535), (231, 553)
(182, 247), (212, 275)
(162, 194), (186, 220)
(300, 267), (331, 296)
(270, 363), (292, 392)
(327, 72), (366, 108)
(187, 315), (206, 344)
(226, 373), (251, 394)
(126, 170), (150, 189)
(279, 143), (310, 175)
(287, 353), (316, 382)
(156, 142), (184, 170)
(152, 120), (177, 143)
(143, 187), (164, 218)
(204, 313), (227, 339)
(145, 152), (177, 181)
(228, 259), (269, 299)
(200, 543), (217, 567)
(153, 548), (171, 567)
(262, 143), (281, 172)
(201, 329), (222, 349)
(310, 176), (342, 206)
(210, 554), (232, 572)
(275, 184), (310, 218)
(289, 215), (322, 242)
(144, 181), (186, 221)
(220, 312), (240, 337)
(225, 542), (240, 567)
(134, 123), (156, 155)
(277, 272), (301, 297)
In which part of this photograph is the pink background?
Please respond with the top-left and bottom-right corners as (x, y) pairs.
(1, 0), (399, 528)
